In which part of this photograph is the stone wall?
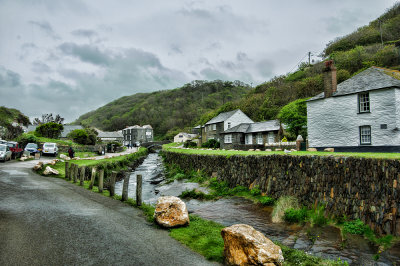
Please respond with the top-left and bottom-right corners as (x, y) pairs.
(163, 151), (400, 236)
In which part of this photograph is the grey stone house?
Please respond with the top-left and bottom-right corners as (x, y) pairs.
(96, 130), (124, 143)
(201, 109), (254, 144)
(220, 120), (283, 149)
(122, 125), (153, 146)
(307, 63), (400, 152)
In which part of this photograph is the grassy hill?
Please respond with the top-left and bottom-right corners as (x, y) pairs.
(75, 80), (251, 139)
(0, 106), (30, 128)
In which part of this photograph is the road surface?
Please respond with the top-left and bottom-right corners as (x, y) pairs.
(0, 159), (218, 266)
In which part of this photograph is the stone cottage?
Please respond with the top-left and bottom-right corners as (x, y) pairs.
(220, 120), (283, 149)
(307, 62), (400, 152)
(122, 125), (153, 146)
(173, 132), (198, 143)
(201, 109), (254, 144)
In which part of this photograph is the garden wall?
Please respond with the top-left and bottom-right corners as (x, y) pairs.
(163, 151), (400, 236)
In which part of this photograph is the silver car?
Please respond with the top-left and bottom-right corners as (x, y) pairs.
(0, 144), (12, 162)
(42, 142), (58, 156)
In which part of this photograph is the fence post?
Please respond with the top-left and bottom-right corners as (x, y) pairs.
(73, 164), (79, 183)
(65, 162), (69, 180)
(121, 171), (130, 202)
(80, 166), (85, 186)
(136, 174), (142, 206)
(110, 171), (116, 197)
(89, 167), (96, 190)
(98, 169), (104, 193)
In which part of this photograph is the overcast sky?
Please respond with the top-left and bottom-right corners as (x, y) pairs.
(0, 0), (398, 123)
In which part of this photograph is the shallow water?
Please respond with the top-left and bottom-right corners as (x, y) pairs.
(116, 153), (400, 265)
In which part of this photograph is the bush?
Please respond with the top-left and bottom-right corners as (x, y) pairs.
(184, 140), (197, 148)
(35, 122), (64, 139)
(309, 205), (328, 226)
(342, 219), (367, 235)
(259, 196), (275, 206)
(201, 139), (220, 149)
(16, 133), (38, 147)
(67, 128), (98, 145)
(272, 196), (300, 223)
(284, 208), (308, 223)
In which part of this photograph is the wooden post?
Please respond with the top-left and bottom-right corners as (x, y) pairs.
(121, 171), (130, 202)
(65, 162), (70, 180)
(98, 169), (104, 193)
(136, 174), (142, 206)
(80, 166), (85, 186)
(73, 164), (79, 183)
(110, 171), (116, 197)
(89, 167), (96, 190)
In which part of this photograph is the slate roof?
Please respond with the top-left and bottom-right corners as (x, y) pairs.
(221, 120), (281, 134)
(308, 67), (400, 101)
(97, 131), (123, 138)
(205, 110), (239, 125)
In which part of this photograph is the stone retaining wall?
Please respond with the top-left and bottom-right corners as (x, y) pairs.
(163, 151), (400, 236)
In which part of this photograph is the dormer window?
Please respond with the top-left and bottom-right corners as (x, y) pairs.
(358, 92), (370, 113)
(227, 122), (231, 129)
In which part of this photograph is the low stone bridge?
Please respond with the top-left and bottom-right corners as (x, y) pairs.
(141, 141), (171, 152)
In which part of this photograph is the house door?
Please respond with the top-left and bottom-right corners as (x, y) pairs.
(268, 132), (275, 144)
(245, 134), (252, 144)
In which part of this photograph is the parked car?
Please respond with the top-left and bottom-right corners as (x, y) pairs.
(42, 142), (58, 156)
(7, 141), (23, 159)
(0, 139), (7, 145)
(25, 143), (39, 155)
(0, 144), (12, 162)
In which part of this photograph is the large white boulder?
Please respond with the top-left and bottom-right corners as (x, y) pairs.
(43, 166), (59, 175)
(221, 224), (284, 266)
(154, 196), (189, 228)
(33, 162), (44, 171)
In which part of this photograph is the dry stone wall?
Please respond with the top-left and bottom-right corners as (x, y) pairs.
(163, 151), (400, 236)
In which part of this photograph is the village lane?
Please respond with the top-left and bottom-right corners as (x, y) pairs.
(0, 161), (218, 266)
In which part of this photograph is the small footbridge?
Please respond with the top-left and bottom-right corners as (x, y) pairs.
(141, 141), (171, 152)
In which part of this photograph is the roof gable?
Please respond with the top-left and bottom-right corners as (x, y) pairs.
(309, 67), (400, 101)
(205, 109), (239, 125)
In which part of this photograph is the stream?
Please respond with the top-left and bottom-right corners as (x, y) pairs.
(115, 153), (400, 265)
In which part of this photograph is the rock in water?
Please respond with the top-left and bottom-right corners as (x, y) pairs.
(154, 196), (189, 228)
(221, 224), (284, 266)
(43, 166), (59, 175)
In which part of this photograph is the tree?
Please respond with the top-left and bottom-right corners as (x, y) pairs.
(67, 128), (98, 145)
(278, 98), (308, 139)
(35, 122), (64, 139)
(33, 113), (64, 125)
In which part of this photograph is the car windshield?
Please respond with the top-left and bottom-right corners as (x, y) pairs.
(26, 143), (37, 148)
(7, 143), (15, 148)
(44, 144), (55, 148)
(0, 145), (6, 151)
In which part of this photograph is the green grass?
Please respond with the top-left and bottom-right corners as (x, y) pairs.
(163, 143), (400, 159)
(59, 151), (98, 158)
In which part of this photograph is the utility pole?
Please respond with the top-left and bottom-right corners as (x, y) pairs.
(308, 51), (311, 65)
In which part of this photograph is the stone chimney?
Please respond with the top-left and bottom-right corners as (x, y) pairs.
(323, 60), (337, 98)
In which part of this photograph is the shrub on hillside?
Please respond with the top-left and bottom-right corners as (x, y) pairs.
(35, 122), (64, 139)
(201, 139), (220, 149)
(16, 133), (38, 147)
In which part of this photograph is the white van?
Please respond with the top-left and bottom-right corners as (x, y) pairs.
(42, 142), (58, 156)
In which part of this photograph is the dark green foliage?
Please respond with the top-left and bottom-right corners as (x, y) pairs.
(0, 106), (30, 139)
(16, 133), (38, 147)
(35, 122), (64, 139)
(250, 185), (261, 196)
(278, 98), (308, 138)
(259, 196), (275, 206)
(184, 140), (197, 148)
(180, 189), (213, 200)
(201, 139), (220, 149)
(75, 80), (250, 139)
(67, 128), (98, 145)
(284, 208), (308, 223)
(309, 205), (328, 226)
(342, 219), (367, 235)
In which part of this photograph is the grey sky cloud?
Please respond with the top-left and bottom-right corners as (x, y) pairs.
(0, 0), (398, 123)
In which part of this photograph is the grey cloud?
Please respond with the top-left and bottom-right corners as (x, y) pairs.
(237, 52), (250, 62)
(256, 59), (275, 78)
(58, 42), (111, 66)
(170, 44), (183, 54)
(31, 61), (51, 73)
(200, 68), (229, 81)
(0, 66), (21, 88)
(29, 20), (60, 40)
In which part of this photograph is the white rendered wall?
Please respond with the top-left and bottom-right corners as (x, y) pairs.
(224, 110), (254, 131)
(307, 88), (398, 147)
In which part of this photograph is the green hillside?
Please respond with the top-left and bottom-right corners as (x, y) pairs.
(0, 106), (30, 127)
(75, 80), (251, 138)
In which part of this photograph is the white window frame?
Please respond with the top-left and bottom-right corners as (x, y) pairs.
(268, 132), (275, 144)
(257, 133), (263, 145)
(224, 134), (232, 144)
(245, 134), (253, 144)
(227, 122), (231, 129)
(212, 124), (216, 131)
(358, 92), (370, 113)
(360, 125), (371, 145)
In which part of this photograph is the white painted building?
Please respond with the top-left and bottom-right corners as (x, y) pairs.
(307, 64), (400, 152)
(173, 132), (198, 143)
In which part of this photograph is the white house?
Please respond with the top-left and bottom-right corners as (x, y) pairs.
(174, 132), (198, 143)
(307, 62), (400, 152)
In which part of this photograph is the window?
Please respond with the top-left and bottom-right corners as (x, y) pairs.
(227, 122), (231, 129)
(358, 92), (370, 113)
(257, 133), (263, 144)
(212, 124), (216, 131)
(359, 125), (371, 145)
(268, 132), (275, 144)
(245, 134), (252, 144)
(224, 134), (232, 143)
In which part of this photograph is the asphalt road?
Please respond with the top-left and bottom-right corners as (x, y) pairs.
(0, 160), (218, 266)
